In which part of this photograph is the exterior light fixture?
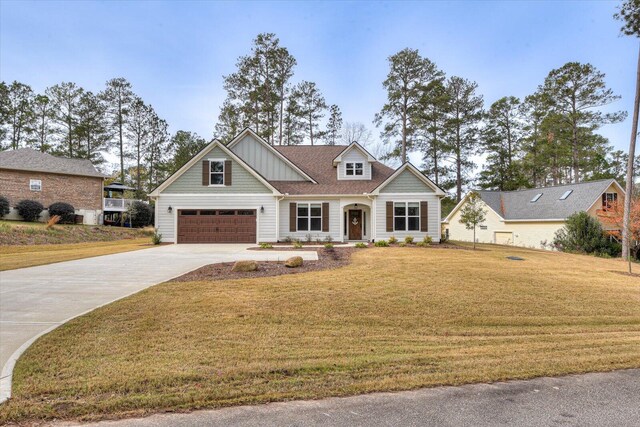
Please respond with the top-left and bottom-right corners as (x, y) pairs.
(167, 206), (173, 213)
(260, 206), (265, 213)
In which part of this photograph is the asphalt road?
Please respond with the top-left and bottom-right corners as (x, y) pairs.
(71, 369), (640, 427)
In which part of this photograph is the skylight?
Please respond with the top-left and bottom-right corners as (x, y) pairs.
(530, 193), (543, 203)
(559, 190), (573, 200)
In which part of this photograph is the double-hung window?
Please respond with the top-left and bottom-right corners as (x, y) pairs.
(297, 203), (322, 231)
(30, 179), (42, 192)
(210, 160), (224, 185)
(394, 202), (420, 231)
(603, 192), (617, 209)
(346, 162), (364, 176)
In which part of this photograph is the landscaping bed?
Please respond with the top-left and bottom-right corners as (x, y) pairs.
(171, 247), (354, 282)
(0, 220), (152, 245)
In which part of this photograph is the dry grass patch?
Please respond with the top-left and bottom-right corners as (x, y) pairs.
(1, 245), (639, 423)
(0, 238), (153, 271)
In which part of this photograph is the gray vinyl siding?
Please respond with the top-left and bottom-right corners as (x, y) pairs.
(230, 134), (307, 181)
(162, 146), (271, 194)
(337, 147), (371, 180)
(379, 169), (435, 193)
(374, 194), (441, 242)
(155, 194), (278, 242)
(278, 199), (342, 242)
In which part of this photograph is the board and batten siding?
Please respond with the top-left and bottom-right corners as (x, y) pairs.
(162, 146), (271, 194)
(155, 194), (278, 243)
(278, 198), (342, 242)
(380, 169), (434, 193)
(230, 134), (307, 181)
(375, 194), (441, 242)
(337, 147), (371, 180)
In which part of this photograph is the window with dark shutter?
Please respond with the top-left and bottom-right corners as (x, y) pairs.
(202, 160), (209, 185)
(224, 160), (232, 186)
(289, 203), (296, 232)
(322, 202), (329, 232)
(386, 201), (393, 232)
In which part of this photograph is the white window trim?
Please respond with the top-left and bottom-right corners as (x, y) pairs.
(393, 201), (420, 232)
(30, 179), (42, 192)
(208, 158), (225, 187)
(345, 162), (364, 176)
(296, 202), (323, 232)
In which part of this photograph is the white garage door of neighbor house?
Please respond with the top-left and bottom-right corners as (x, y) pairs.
(495, 232), (514, 245)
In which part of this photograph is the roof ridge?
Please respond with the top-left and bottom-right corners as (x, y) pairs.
(476, 178), (615, 194)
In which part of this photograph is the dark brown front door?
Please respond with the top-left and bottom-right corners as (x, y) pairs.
(177, 209), (256, 243)
(348, 210), (362, 240)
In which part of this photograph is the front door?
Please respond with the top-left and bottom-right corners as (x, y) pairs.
(348, 210), (362, 240)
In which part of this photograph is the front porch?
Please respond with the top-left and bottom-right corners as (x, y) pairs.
(341, 201), (372, 242)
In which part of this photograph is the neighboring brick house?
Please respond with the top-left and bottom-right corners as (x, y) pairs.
(0, 148), (105, 224)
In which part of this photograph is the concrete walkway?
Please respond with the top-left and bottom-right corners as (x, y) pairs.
(0, 244), (317, 402)
(74, 369), (640, 427)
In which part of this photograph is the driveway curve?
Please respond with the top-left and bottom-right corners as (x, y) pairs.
(0, 244), (317, 402)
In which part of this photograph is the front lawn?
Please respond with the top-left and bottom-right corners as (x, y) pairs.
(0, 220), (151, 245)
(0, 238), (154, 271)
(1, 245), (638, 423)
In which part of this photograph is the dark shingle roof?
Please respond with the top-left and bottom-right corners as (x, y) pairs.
(270, 145), (395, 195)
(476, 179), (619, 220)
(0, 148), (104, 178)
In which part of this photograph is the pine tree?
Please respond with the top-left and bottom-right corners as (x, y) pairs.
(519, 92), (548, 187)
(290, 81), (327, 145)
(101, 78), (134, 183)
(374, 48), (442, 163)
(75, 91), (110, 165)
(46, 82), (84, 158)
(445, 76), (484, 202)
(3, 81), (34, 150)
(29, 94), (55, 152)
(324, 105), (342, 145)
(541, 62), (625, 183)
(126, 97), (154, 197)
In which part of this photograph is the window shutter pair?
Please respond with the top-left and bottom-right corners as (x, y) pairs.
(385, 201), (428, 232)
(289, 202), (329, 232)
(201, 160), (232, 186)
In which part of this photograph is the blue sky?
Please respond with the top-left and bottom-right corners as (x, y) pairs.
(1, 0), (636, 162)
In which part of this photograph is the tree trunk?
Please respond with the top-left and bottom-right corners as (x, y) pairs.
(309, 112), (314, 145)
(279, 86), (284, 145)
(622, 45), (640, 273)
(473, 226), (476, 250)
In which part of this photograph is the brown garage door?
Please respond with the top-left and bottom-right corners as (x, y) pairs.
(177, 209), (256, 243)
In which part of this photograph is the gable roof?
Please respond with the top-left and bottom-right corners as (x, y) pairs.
(332, 142), (376, 164)
(149, 139), (281, 197)
(443, 179), (624, 223)
(269, 145), (396, 195)
(0, 148), (105, 178)
(226, 128), (317, 183)
(372, 162), (446, 196)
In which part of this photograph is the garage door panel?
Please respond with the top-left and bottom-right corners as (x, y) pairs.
(177, 209), (256, 243)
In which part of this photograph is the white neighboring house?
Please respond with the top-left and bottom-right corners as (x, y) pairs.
(442, 179), (625, 249)
(149, 128), (445, 243)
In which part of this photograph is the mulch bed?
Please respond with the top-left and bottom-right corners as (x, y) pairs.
(170, 247), (355, 282)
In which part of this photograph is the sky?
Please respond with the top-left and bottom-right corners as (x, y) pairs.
(1, 0), (637, 169)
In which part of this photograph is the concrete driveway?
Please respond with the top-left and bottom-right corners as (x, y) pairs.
(0, 244), (317, 401)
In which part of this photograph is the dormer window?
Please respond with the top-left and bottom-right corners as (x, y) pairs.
(346, 162), (364, 176)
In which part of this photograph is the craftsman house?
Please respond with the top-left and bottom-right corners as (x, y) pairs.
(149, 129), (445, 243)
(442, 179), (625, 248)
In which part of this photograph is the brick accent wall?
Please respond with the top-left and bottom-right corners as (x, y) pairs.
(0, 169), (103, 210)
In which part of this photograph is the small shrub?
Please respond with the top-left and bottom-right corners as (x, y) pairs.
(293, 240), (303, 249)
(305, 233), (313, 243)
(423, 236), (433, 245)
(416, 241), (427, 247)
(283, 236), (293, 243)
(48, 202), (75, 224)
(404, 236), (414, 244)
(0, 222), (10, 232)
(127, 201), (153, 228)
(45, 215), (61, 229)
(374, 240), (389, 247)
(441, 232), (449, 243)
(355, 242), (367, 248)
(324, 243), (334, 249)
(324, 235), (333, 243)
(0, 196), (10, 218)
(388, 236), (398, 244)
(259, 242), (273, 249)
(398, 242), (406, 247)
(16, 199), (44, 222)
(152, 229), (162, 245)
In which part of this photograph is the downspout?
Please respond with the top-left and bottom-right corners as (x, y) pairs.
(365, 193), (375, 242)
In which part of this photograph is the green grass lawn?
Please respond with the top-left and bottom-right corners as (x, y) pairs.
(1, 244), (638, 423)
